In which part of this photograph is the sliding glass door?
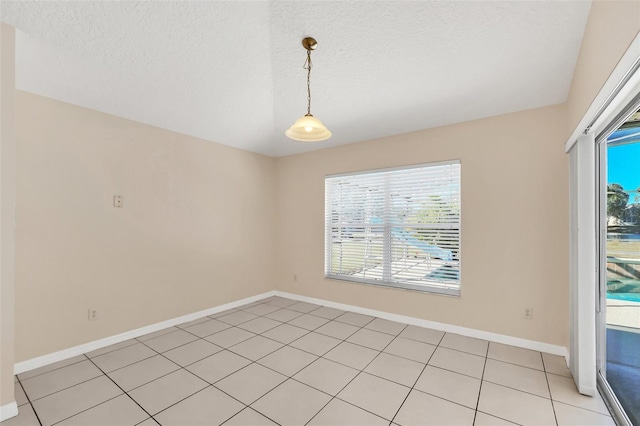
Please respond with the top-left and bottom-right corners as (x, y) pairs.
(597, 109), (640, 426)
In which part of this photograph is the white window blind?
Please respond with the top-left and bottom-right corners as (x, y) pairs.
(325, 161), (461, 295)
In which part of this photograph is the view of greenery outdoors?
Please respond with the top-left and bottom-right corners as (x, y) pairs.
(605, 112), (640, 426)
(606, 137), (640, 303)
(606, 182), (640, 287)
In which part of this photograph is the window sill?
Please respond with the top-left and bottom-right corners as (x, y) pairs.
(325, 274), (461, 297)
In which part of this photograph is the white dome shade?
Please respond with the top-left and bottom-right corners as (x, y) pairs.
(285, 114), (332, 142)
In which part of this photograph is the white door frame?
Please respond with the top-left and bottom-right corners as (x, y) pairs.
(566, 31), (640, 426)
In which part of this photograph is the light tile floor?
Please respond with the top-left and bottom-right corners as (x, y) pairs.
(3, 296), (615, 426)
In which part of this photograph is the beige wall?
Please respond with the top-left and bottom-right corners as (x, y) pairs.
(566, 0), (640, 136)
(276, 104), (570, 347)
(10, 0), (640, 368)
(14, 92), (277, 362)
(274, 0), (640, 352)
(1, 22), (16, 410)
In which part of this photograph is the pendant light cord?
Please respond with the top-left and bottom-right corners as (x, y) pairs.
(304, 49), (313, 115)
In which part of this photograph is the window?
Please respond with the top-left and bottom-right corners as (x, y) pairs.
(325, 161), (461, 295)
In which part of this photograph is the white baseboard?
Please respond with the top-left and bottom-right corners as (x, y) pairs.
(579, 384), (597, 397)
(275, 291), (570, 360)
(14, 288), (570, 377)
(14, 291), (276, 375)
(0, 402), (18, 422)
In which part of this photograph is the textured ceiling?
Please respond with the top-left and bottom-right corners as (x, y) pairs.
(1, 1), (591, 157)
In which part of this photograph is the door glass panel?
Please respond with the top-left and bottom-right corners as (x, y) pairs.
(605, 109), (640, 425)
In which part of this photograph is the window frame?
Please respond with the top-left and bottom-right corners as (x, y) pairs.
(324, 160), (462, 296)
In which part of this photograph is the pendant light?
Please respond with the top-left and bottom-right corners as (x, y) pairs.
(285, 37), (332, 142)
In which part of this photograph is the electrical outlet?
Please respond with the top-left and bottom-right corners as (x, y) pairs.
(113, 195), (124, 208)
(524, 308), (533, 320)
(88, 308), (98, 321)
(294, 274), (298, 281)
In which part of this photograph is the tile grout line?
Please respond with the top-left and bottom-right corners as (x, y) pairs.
(485, 357), (547, 372)
(237, 302), (412, 424)
(475, 409), (524, 426)
(59, 323), (446, 394)
(17, 297), (562, 426)
(155, 384), (276, 426)
(388, 326), (445, 425)
(218, 407), (282, 426)
(321, 320), (410, 420)
(134, 327), (180, 343)
(91, 351), (163, 376)
(262, 305), (467, 364)
(15, 375), (43, 426)
(303, 315), (390, 426)
(248, 304), (380, 423)
(88, 338), (141, 355)
(132, 339), (257, 421)
(22, 302), (352, 422)
(273, 315), (443, 371)
(142, 300), (489, 424)
(202, 299), (552, 424)
(19, 366), (115, 405)
(18, 299), (423, 387)
(546, 399), (615, 417)
(24, 343), (257, 426)
(250, 318), (380, 415)
(250, 305), (598, 420)
(17, 357), (87, 383)
(133, 325), (299, 425)
(541, 353), (560, 426)
(385, 335), (496, 415)
(13, 300), (362, 425)
(387, 326), (423, 422)
(47, 394), (128, 426)
(82, 354), (160, 425)
(473, 345), (560, 425)
(480, 379), (555, 401)
(471, 337), (491, 425)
